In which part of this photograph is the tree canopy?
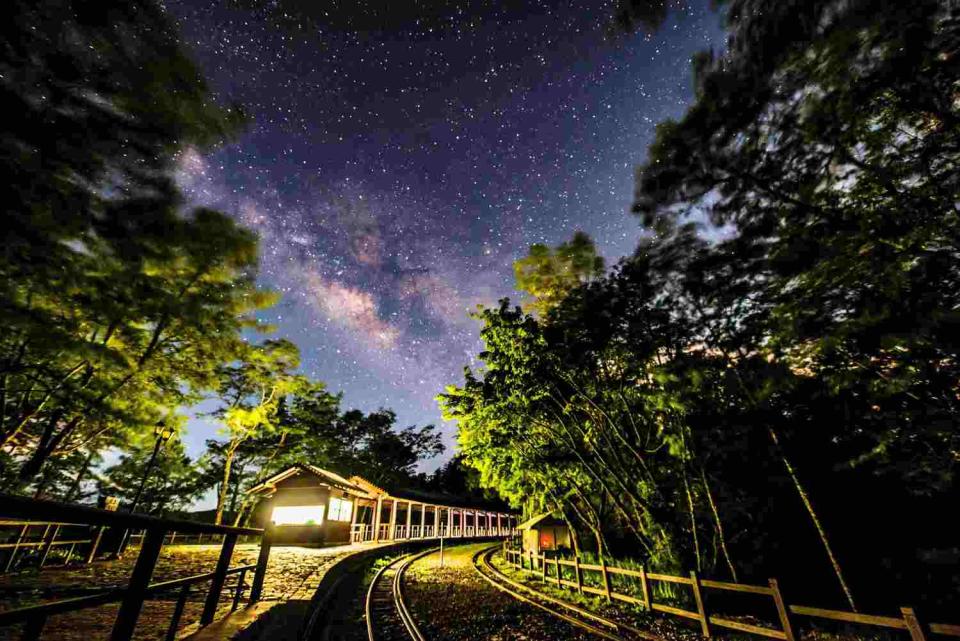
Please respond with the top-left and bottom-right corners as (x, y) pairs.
(442, 0), (959, 616)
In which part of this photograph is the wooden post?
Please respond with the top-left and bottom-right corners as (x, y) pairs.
(4, 523), (30, 572)
(38, 524), (60, 568)
(541, 552), (547, 582)
(555, 555), (562, 589)
(200, 533), (238, 625)
(690, 571), (711, 637)
(373, 496), (383, 541)
(639, 565), (651, 610)
(86, 526), (106, 564)
(420, 503), (426, 538)
(110, 528), (166, 641)
(232, 568), (248, 611)
(249, 523), (274, 603)
(404, 501), (412, 539)
(165, 585), (191, 641)
(902, 608), (927, 641)
(387, 499), (397, 540)
(768, 579), (796, 641)
(574, 555), (583, 594)
(600, 556), (612, 601)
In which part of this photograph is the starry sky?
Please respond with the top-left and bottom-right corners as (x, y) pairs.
(164, 0), (726, 469)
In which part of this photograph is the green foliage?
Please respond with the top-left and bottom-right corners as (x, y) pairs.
(445, 0), (959, 612)
(208, 380), (445, 526)
(513, 232), (605, 316)
(0, 0), (269, 490)
(97, 438), (207, 516)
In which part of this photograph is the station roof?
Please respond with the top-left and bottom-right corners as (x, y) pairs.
(246, 463), (369, 497)
(247, 464), (513, 513)
(517, 512), (566, 530)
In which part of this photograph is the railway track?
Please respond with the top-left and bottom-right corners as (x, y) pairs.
(472, 545), (659, 641)
(365, 547), (437, 641)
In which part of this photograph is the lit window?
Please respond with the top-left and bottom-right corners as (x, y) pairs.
(328, 497), (353, 522)
(272, 505), (325, 526)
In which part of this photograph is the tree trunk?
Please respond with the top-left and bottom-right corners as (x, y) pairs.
(16, 413), (79, 485)
(700, 467), (738, 582)
(214, 445), (236, 526)
(768, 425), (856, 611)
(682, 465), (701, 572)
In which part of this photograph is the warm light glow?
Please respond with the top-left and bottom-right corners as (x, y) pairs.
(272, 504), (325, 526)
(329, 497), (353, 522)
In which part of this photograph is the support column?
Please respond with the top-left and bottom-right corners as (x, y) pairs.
(388, 499), (398, 539)
(349, 497), (359, 541)
(420, 503), (426, 537)
(497, 513), (502, 534)
(405, 501), (412, 539)
(373, 496), (383, 541)
(447, 506), (453, 536)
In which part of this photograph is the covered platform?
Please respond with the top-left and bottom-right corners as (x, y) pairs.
(247, 464), (517, 545)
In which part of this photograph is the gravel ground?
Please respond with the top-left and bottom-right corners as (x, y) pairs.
(404, 543), (600, 641)
(0, 543), (359, 641)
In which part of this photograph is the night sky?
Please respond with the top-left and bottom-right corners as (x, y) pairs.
(164, 0), (726, 468)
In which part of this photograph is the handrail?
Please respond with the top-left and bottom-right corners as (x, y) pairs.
(0, 564), (256, 626)
(0, 494), (261, 536)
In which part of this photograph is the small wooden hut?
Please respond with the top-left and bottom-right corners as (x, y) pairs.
(517, 512), (571, 554)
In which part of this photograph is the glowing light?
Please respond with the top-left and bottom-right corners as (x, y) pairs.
(272, 504), (325, 526)
(329, 497), (353, 521)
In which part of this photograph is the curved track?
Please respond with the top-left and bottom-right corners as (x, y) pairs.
(472, 545), (658, 641)
(366, 548), (437, 641)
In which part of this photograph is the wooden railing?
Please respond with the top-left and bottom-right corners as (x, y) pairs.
(503, 544), (960, 641)
(350, 521), (513, 543)
(0, 495), (275, 641)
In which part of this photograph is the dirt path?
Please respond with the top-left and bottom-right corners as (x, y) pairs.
(404, 542), (600, 641)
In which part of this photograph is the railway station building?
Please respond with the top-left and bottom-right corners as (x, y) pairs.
(247, 463), (517, 545)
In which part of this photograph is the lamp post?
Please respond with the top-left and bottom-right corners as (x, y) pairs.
(116, 421), (175, 556)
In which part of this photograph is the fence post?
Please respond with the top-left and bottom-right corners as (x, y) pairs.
(541, 552), (547, 583)
(201, 532), (238, 625)
(38, 525), (60, 568)
(87, 526), (106, 564)
(529, 550), (535, 572)
(690, 571), (711, 638)
(902, 608), (927, 641)
(639, 565), (651, 610)
(768, 579), (796, 641)
(555, 556), (562, 589)
(232, 568), (248, 611)
(574, 555), (583, 594)
(4, 524), (29, 572)
(165, 585), (191, 641)
(110, 527), (166, 641)
(249, 522), (274, 603)
(600, 556), (612, 601)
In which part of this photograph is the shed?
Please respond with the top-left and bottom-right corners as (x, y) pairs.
(517, 512), (571, 554)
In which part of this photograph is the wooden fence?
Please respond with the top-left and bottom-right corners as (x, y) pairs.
(0, 495), (274, 641)
(503, 545), (960, 641)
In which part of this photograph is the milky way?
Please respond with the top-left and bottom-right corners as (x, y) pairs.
(164, 0), (726, 466)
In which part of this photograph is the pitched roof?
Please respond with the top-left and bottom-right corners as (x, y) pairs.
(246, 464), (370, 497)
(247, 464), (515, 514)
(517, 512), (565, 530)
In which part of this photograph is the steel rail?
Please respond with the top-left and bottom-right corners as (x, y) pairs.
(365, 547), (438, 641)
(472, 546), (655, 641)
